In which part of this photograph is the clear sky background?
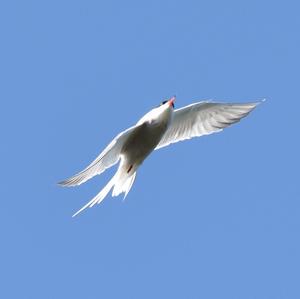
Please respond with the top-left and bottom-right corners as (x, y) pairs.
(1, 0), (299, 298)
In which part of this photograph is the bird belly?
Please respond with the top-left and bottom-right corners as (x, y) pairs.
(121, 122), (167, 168)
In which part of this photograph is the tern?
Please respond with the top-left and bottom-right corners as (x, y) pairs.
(59, 97), (262, 216)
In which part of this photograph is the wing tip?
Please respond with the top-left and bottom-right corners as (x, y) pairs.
(254, 98), (267, 105)
(57, 174), (87, 187)
(234, 98), (265, 111)
(245, 98), (266, 111)
(57, 180), (67, 186)
(57, 178), (77, 187)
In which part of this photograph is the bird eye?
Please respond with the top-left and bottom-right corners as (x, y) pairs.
(156, 100), (168, 108)
(156, 100), (173, 108)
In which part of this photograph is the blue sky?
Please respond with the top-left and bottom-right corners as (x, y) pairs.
(1, 0), (299, 298)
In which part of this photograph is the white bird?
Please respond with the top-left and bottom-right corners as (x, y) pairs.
(59, 97), (262, 217)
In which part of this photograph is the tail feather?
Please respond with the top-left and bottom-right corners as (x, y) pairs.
(112, 172), (136, 198)
(72, 170), (137, 217)
(124, 172), (136, 199)
(72, 174), (116, 217)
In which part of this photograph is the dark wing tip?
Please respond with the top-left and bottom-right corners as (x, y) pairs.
(57, 178), (76, 187)
(57, 180), (68, 187)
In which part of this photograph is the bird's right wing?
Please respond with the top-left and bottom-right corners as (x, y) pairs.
(156, 101), (262, 150)
(58, 125), (138, 187)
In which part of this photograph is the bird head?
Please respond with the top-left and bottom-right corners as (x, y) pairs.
(136, 96), (175, 126)
(159, 96), (175, 109)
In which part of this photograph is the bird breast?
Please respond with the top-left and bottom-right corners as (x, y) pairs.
(121, 121), (168, 165)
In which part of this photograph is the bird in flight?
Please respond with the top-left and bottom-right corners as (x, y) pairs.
(59, 97), (262, 216)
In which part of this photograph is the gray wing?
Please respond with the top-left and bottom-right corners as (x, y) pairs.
(156, 101), (262, 150)
(58, 125), (138, 187)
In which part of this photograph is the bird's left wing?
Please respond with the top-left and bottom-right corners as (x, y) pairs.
(156, 101), (262, 150)
(58, 125), (139, 187)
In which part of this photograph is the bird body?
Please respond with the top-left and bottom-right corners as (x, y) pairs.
(59, 97), (262, 216)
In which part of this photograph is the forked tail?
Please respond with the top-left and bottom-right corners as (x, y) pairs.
(72, 169), (137, 217)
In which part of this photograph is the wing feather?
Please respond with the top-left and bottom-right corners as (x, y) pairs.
(156, 101), (262, 149)
(58, 125), (138, 187)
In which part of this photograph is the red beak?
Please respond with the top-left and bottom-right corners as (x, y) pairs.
(168, 96), (176, 108)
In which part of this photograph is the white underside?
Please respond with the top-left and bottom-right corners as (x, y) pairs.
(72, 163), (137, 217)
